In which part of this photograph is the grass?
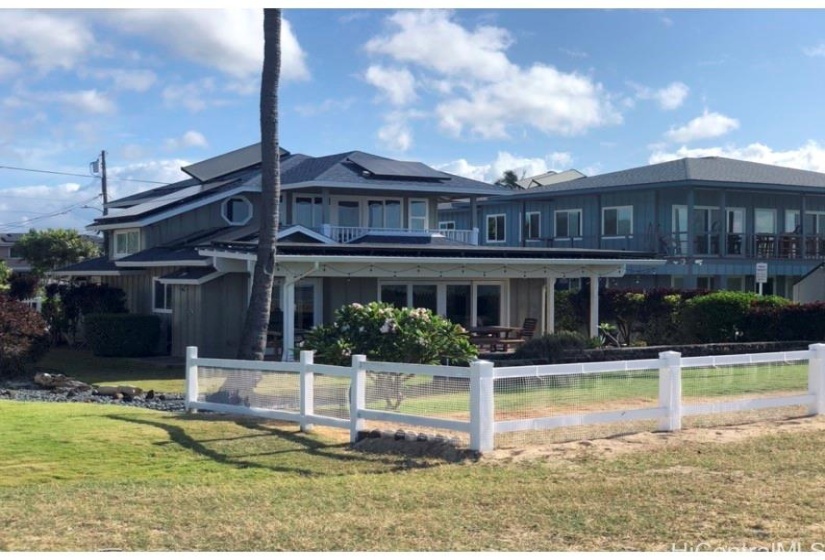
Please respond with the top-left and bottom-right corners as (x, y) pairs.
(34, 347), (186, 393)
(2, 400), (825, 551)
(5, 348), (824, 550)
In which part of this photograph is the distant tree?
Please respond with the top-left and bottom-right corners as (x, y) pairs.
(0, 260), (9, 291)
(14, 229), (100, 277)
(496, 169), (523, 189)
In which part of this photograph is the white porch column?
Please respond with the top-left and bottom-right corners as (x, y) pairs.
(544, 276), (556, 334)
(281, 280), (296, 361)
(589, 274), (599, 339)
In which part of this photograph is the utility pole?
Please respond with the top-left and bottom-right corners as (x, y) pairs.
(100, 150), (108, 216)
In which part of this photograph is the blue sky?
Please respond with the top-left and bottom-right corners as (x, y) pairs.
(2, 7), (825, 232)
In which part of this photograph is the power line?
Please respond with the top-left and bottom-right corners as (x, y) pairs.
(0, 194), (103, 232)
(0, 163), (169, 185)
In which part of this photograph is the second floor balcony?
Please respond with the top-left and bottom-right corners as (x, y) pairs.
(666, 231), (825, 260)
(312, 224), (480, 245)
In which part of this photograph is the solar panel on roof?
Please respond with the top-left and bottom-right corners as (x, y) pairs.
(101, 179), (233, 220)
(182, 144), (290, 182)
(347, 152), (450, 180)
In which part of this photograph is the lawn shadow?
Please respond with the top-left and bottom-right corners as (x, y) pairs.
(106, 412), (450, 476)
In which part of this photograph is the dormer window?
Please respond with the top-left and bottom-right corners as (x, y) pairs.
(113, 229), (140, 259)
(222, 196), (253, 225)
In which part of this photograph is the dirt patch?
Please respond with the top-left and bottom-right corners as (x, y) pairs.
(486, 413), (825, 464)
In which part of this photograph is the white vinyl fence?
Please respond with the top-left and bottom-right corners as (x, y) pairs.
(185, 344), (825, 453)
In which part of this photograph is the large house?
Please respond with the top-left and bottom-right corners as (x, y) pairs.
(439, 157), (825, 298)
(54, 144), (661, 359)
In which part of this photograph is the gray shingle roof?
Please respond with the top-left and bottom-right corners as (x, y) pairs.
(116, 246), (208, 264)
(508, 156), (825, 199)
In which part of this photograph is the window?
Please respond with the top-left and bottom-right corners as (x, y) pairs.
(754, 208), (776, 233)
(113, 229), (140, 258)
(153, 278), (172, 313)
(409, 199), (428, 230)
(379, 281), (503, 328)
(368, 199), (402, 229)
(524, 211), (541, 240)
(486, 214), (506, 242)
(222, 196), (252, 225)
(555, 209), (582, 238)
(785, 210), (801, 233)
(438, 221), (456, 230)
(602, 206), (633, 237)
(295, 196), (323, 227)
(805, 212), (825, 235)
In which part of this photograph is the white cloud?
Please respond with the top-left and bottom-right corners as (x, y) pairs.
(437, 64), (621, 139)
(435, 151), (575, 183)
(559, 47), (588, 59)
(53, 89), (117, 115)
(365, 10), (516, 83)
(0, 10), (95, 72)
(803, 42), (825, 57)
(107, 159), (191, 200)
(0, 55), (21, 81)
(162, 79), (217, 112)
(101, 10), (309, 81)
(364, 65), (417, 106)
(664, 110), (739, 143)
(377, 112), (414, 152)
(91, 68), (157, 92)
(630, 81), (689, 110)
(649, 140), (825, 173)
(364, 10), (620, 145)
(163, 130), (208, 151)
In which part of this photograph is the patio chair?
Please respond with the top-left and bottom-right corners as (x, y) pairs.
(518, 317), (538, 340)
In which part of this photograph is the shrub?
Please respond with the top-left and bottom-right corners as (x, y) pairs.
(741, 301), (825, 342)
(680, 291), (791, 343)
(302, 301), (477, 366)
(302, 302), (477, 410)
(84, 314), (160, 357)
(7, 273), (39, 301)
(513, 330), (589, 363)
(43, 283), (128, 345)
(0, 294), (49, 379)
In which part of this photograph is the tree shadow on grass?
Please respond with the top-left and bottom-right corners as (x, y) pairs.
(106, 413), (452, 476)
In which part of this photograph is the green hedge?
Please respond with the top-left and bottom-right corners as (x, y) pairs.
(84, 313), (160, 357)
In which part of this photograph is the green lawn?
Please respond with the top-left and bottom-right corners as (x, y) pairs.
(2, 400), (824, 551)
(35, 347), (186, 393)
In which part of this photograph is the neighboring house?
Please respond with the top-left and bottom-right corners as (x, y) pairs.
(440, 157), (825, 298)
(53, 144), (662, 359)
(515, 169), (586, 189)
(0, 233), (31, 273)
(793, 263), (825, 303)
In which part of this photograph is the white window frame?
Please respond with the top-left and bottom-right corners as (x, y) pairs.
(805, 211), (825, 235)
(378, 280), (507, 327)
(367, 198), (403, 229)
(409, 199), (429, 230)
(331, 196), (363, 227)
(294, 194), (324, 227)
(222, 196), (253, 226)
(152, 277), (173, 314)
(554, 209), (582, 238)
(602, 206), (633, 238)
(524, 211), (541, 241)
(784, 209), (801, 233)
(486, 213), (506, 243)
(113, 229), (140, 259)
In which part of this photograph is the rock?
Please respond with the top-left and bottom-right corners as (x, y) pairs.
(146, 390), (155, 400)
(33, 372), (91, 392)
(404, 431), (418, 442)
(94, 385), (143, 397)
(368, 429), (382, 439)
(394, 429), (406, 440)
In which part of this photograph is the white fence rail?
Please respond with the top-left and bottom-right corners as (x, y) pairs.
(185, 344), (825, 453)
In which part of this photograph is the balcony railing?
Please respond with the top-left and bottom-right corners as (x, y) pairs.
(666, 231), (825, 259)
(314, 225), (479, 245)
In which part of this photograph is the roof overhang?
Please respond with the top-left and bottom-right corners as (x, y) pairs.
(198, 247), (664, 280)
(114, 259), (210, 268)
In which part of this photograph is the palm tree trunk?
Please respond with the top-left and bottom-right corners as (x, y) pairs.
(237, 8), (282, 361)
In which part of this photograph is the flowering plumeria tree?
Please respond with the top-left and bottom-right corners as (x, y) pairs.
(301, 302), (478, 409)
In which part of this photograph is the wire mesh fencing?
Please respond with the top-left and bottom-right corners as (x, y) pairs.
(681, 352), (810, 429)
(493, 363), (661, 447)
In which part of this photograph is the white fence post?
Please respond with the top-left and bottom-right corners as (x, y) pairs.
(808, 343), (825, 415)
(299, 350), (315, 432)
(658, 351), (682, 431)
(470, 360), (495, 453)
(350, 354), (367, 444)
(185, 346), (199, 413)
